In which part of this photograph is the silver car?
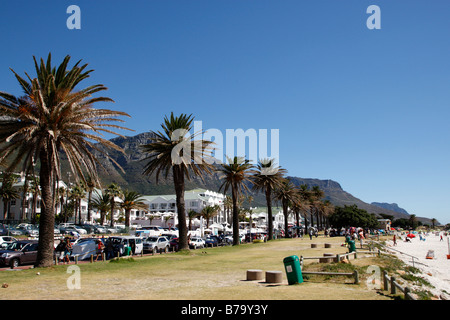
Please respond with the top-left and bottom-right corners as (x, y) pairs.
(143, 236), (169, 254)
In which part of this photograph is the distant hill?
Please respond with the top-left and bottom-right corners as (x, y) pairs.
(371, 202), (410, 215)
(76, 131), (431, 224)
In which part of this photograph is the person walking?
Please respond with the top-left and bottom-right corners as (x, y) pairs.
(63, 238), (72, 264)
(95, 239), (105, 261)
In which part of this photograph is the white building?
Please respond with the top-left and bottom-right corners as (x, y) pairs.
(133, 188), (225, 228)
(0, 176), (68, 222)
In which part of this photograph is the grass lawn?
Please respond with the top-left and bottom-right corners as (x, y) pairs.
(0, 236), (393, 300)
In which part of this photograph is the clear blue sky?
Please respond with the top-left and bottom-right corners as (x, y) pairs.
(1, 1), (449, 224)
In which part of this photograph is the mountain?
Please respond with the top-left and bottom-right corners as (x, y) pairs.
(370, 202), (410, 216)
(81, 131), (430, 223)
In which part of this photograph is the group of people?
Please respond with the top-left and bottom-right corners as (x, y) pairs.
(55, 237), (72, 264)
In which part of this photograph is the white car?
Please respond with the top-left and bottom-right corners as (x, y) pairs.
(189, 237), (205, 249)
(0, 236), (18, 249)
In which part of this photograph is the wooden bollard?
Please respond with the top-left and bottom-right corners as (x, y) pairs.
(311, 244), (317, 248)
(383, 271), (389, 291)
(353, 270), (359, 284)
(324, 243), (332, 248)
(390, 276), (397, 294)
(265, 271), (283, 283)
(247, 269), (263, 281)
(90, 254), (94, 263)
(324, 253), (337, 262)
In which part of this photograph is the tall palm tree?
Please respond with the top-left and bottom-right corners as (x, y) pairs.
(0, 54), (131, 267)
(84, 176), (100, 223)
(297, 184), (311, 230)
(274, 179), (299, 238)
(70, 183), (85, 224)
(310, 186), (325, 229)
(91, 190), (111, 226)
(250, 158), (286, 241)
(120, 190), (148, 228)
(105, 183), (122, 228)
(223, 195), (232, 226)
(140, 112), (215, 250)
(217, 156), (254, 245)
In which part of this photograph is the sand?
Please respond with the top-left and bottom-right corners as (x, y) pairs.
(385, 231), (450, 298)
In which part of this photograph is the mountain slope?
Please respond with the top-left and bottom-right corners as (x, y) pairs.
(80, 131), (429, 222)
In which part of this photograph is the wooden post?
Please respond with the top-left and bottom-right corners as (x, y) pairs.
(353, 270), (359, 284)
(336, 254), (340, 262)
(75, 256), (78, 265)
(90, 254), (94, 263)
(405, 287), (411, 300)
(390, 276), (396, 294)
(383, 271), (389, 291)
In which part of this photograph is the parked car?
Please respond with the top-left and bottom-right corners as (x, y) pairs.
(71, 238), (105, 260)
(0, 240), (39, 268)
(189, 237), (205, 250)
(0, 236), (18, 249)
(169, 237), (179, 252)
(60, 226), (86, 235)
(205, 236), (219, 247)
(77, 224), (96, 234)
(141, 226), (165, 237)
(0, 224), (8, 236)
(143, 236), (170, 254)
(92, 225), (107, 234)
(109, 236), (143, 256)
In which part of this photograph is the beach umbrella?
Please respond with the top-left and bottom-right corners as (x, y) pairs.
(407, 233), (415, 238)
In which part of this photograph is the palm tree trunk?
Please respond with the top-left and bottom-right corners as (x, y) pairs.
(283, 200), (289, 238)
(36, 149), (55, 268)
(232, 183), (240, 246)
(125, 209), (131, 228)
(173, 165), (188, 250)
(87, 191), (92, 222)
(265, 187), (273, 241)
(110, 200), (115, 227)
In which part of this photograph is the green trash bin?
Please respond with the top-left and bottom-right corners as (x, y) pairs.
(348, 240), (356, 253)
(283, 255), (303, 285)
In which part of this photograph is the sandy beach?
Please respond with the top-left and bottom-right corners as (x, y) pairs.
(385, 232), (450, 298)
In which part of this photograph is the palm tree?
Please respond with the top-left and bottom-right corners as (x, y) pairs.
(223, 195), (232, 225)
(0, 54), (131, 267)
(201, 205), (220, 229)
(310, 186), (325, 229)
(291, 190), (308, 237)
(120, 190), (148, 228)
(217, 156), (254, 245)
(250, 158), (286, 241)
(188, 209), (198, 231)
(70, 183), (85, 224)
(91, 190), (111, 226)
(274, 179), (299, 238)
(431, 218), (437, 229)
(140, 113), (215, 250)
(105, 183), (122, 228)
(297, 184), (311, 230)
(0, 173), (20, 220)
(84, 176), (100, 223)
